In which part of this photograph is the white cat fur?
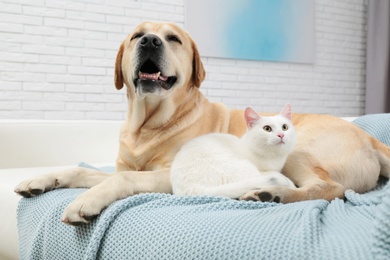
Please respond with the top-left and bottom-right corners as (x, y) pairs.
(170, 104), (297, 199)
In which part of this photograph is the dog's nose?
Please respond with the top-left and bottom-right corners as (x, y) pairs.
(140, 35), (162, 49)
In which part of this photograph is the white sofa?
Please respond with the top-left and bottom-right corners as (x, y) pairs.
(1, 118), (361, 260)
(0, 120), (122, 260)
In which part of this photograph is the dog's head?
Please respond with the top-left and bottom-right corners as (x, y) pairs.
(115, 22), (206, 99)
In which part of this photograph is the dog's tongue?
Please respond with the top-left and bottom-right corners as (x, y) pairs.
(139, 72), (168, 81)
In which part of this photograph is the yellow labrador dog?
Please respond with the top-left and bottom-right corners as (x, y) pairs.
(15, 22), (390, 225)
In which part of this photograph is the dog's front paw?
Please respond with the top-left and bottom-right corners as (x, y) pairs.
(61, 193), (105, 226)
(240, 188), (283, 203)
(14, 176), (58, 198)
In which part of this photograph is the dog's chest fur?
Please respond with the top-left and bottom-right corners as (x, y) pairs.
(117, 126), (188, 172)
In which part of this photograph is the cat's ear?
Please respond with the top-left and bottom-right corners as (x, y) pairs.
(244, 107), (261, 128)
(280, 103), (292, 120)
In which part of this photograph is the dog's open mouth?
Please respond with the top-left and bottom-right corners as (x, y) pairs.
(134, 59), (177, 90)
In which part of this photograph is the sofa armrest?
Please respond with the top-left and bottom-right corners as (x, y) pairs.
(0, 120), (122, 169)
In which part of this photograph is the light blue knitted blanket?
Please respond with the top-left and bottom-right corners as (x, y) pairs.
(17, 114), (390, 260)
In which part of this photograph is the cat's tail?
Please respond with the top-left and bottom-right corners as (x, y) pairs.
(372, 137), (390, 178)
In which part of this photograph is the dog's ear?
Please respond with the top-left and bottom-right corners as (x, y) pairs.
(114, 42), (124, 90)
(191, 38), (206, 88)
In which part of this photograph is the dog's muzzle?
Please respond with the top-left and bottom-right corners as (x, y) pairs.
(133, 34), (177, 94)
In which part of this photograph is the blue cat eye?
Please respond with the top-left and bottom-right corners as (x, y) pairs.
(282, 124), (289, 131)
(263, 125), (272, 132)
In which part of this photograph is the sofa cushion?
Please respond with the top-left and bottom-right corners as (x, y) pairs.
(353, 113), (390, 145)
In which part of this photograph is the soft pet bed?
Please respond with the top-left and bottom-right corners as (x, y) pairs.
(17, 115), (390, 259)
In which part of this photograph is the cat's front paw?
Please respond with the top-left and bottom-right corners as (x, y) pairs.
(240, 190), (282, 203)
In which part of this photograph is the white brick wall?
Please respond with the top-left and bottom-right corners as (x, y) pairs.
(0, 0), (367, 120)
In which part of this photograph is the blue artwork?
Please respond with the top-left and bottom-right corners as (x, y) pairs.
(185, 0), (314, 63)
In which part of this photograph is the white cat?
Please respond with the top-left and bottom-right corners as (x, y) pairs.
(170, 104), (297, 201)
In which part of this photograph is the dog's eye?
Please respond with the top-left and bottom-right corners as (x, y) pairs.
(131, 33), (144, 41)
(167, 35), (182, 44)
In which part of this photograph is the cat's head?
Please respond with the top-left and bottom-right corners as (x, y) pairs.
(243, 104), (296, 153)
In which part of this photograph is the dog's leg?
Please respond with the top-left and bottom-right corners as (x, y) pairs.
(240, 167), (346, 203)
(14, 167), (109, 197)
(61, 168), (171, 225)
(240, 153), (346, 203)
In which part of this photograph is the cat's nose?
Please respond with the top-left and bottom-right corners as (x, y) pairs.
(277, 133), (284, 139)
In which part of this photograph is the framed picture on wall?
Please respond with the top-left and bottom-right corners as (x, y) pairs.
(185, 0), (314, 64)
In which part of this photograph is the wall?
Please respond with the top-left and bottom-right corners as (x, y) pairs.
(0, 0), (367, 120)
